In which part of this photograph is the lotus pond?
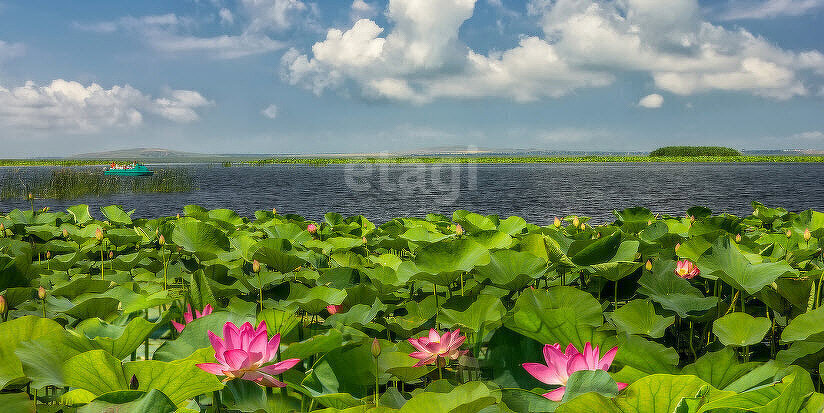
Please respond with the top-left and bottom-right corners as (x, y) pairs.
(1, 203), (824, 412)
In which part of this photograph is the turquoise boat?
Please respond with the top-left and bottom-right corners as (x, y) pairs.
(104, 163), (154, 176)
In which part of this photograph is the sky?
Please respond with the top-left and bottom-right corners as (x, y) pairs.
(1, 0), (824, 157)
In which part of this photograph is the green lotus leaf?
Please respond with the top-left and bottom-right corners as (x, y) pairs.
(781, 305), (824, 343)
(25, 224), (62, 241)
(399, 227), (450, 244)
(153, 312), (254, 362)
(66, 204), (94, 226)
(101, 205), (133, 226)
(452, 211), (497, 233)
(695, 366), (814, 413)
(681, 348), (760, 390)
(63, 297), (120, 320)
(123, 348), (224, 406)
(0, 393), (33, 413)
(288, 284), (347, 314)
(0, 316), (66, 389)
(64, 349), (128, 395)
(439, 294), (506, 339)
(171, 220), (229, 256)
(413, 238), (490, 275)
(281, 328), (345, 361)
(250, 238), (307, 273)
(399, 381), (498, 413)
(82, 389), (178, 413)
(713, 312), (770, 347)
(105, 228), (142, 247)
(474, 250), (546, 290)
(608, 300), (674, 338)
(569, 231), (622, 266)
(562, 369), (621, 402)
(76, 316), (161, 359)
(636, 260), (718, 318)
(703, 237), (797, 295)
(590, 261), (643, 282)
(613, 207), (655, 234)
(302, 343), (376, 398)
(16, 330), (96, 389)
(499, 388), (558, 413)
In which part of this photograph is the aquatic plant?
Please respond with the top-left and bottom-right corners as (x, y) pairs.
(523, 343), (626, 401)
(171, 304), (213, 333)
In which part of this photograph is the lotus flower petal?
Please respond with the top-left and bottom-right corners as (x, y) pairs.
(259, 358), (301, 376)
(523, 362), (565, 386)
(543, 387), (567, 401)
(196, 363), (227, 375)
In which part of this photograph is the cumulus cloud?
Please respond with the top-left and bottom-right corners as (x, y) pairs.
(720, 0), (824, 20)
(0, 79), (212, 133)
(76, 0), (311, 59)
(281, 0), (824, 103)
(638, 94), (664, 108)
(351, 0), (378, 21)
(261, 104), (279, 119)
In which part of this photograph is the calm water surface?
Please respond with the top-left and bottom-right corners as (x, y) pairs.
(1, 163), (822, 225)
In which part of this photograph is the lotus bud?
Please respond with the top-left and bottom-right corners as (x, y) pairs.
(307, 223), (318, 234)
(108, 250), (114, 259)
(572, 217), (580, 227)
(689, 215), (695, 223)
(647, 220), (652, 226)
(804, 228), (812, 242)
(38, 286), (46, 300)
(272, 208), (277, 215)
(0, 223), (4, 237)
(580, 223), (586, 231)
(554, 217), (561, 228)
(130, 374), (139, 390)
(252, 259), (261, 273)
(62, 228), (69, 238)
(770, 282), (778, 290)
(27, 192), (33, 200)
(786, 229), (792, 238)
(674, 243), (681, 252)
(371, 338), (381, 358)
(735, 234), (742, 243)
(362, 237), (367, 244)
(0, 295), (6, 314)
(158, 234), (165, 245)
(455, 224), (463, 236)
(46, 251), (51, 259)
(645, 260), (652, 271)
(176, 214), (180, 219)
(95, 227), (104, 242)
(42, 207), (49, 212)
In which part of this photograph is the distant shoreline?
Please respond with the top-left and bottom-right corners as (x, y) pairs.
(4, 155), (824, 166)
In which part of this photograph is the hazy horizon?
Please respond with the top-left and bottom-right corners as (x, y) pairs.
(1, 0), (824, 157)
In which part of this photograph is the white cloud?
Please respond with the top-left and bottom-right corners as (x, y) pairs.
(720, 0), (824, 20)
(0, 39), (24, 60)
(75, 0), (311, 59)
(793, 131), (824, 139)
(638, 93), (664, 108)
(282, 0), (824, 103)
(351, 0), (378, 21)
(0, 79), (212, 133)
(261, 104), (279, 119)
(219, 8), (234, 25)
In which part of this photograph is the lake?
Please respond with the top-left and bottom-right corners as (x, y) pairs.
(1, 163), (821, 224)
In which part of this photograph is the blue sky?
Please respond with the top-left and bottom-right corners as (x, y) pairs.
(1, 0), (823, 156)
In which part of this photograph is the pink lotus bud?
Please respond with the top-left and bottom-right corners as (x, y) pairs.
(307, 224), (318, 234)
(0, 295), (6, 314)
(735, 234), (742, 243)
(362, 237), (367, 244)
(645, 260), (652, 271)
(804, 228), (812, 242)
(371, 338), (382, 358)
(554, 217), (561, 228)
(62, 228), (69, 238)
(674, 243), (681, 252)
(252, 260), (261, 273)
(647, 220), (652, 226)
(28, 192), (33, 200)
(455, 224), (463, 236)
(38, 286), (46, 300)
(272, 208), (277, 215)
(572, 217), (580, 227)
(108, 250), (114, 259)
(158, 234), (165, 245)
(46, 251), (51, 259)
(176, 214), (180, 219)
(95, 228), (104, 242)
(786, 229), (793, 238)
(326, 304), (341, 314)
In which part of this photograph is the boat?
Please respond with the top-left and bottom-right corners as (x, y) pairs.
(104, 162), (154, 176)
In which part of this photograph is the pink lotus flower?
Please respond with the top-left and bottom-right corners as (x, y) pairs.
(675, 260), (700, 279)
(523, 342), (627, 401)
(171, 304), (213, 333)
(196, 321), (300, 387)
(307, 223), (318, 234)
(326, 304), (342, 314)
(407, 329), (468, 367)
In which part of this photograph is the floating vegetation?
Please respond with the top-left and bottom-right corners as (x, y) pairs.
(649, 146), (742, 156)
(246, 155), (824, 165)
(0, 167), (195, 200)
(0, 203), (824, 411)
